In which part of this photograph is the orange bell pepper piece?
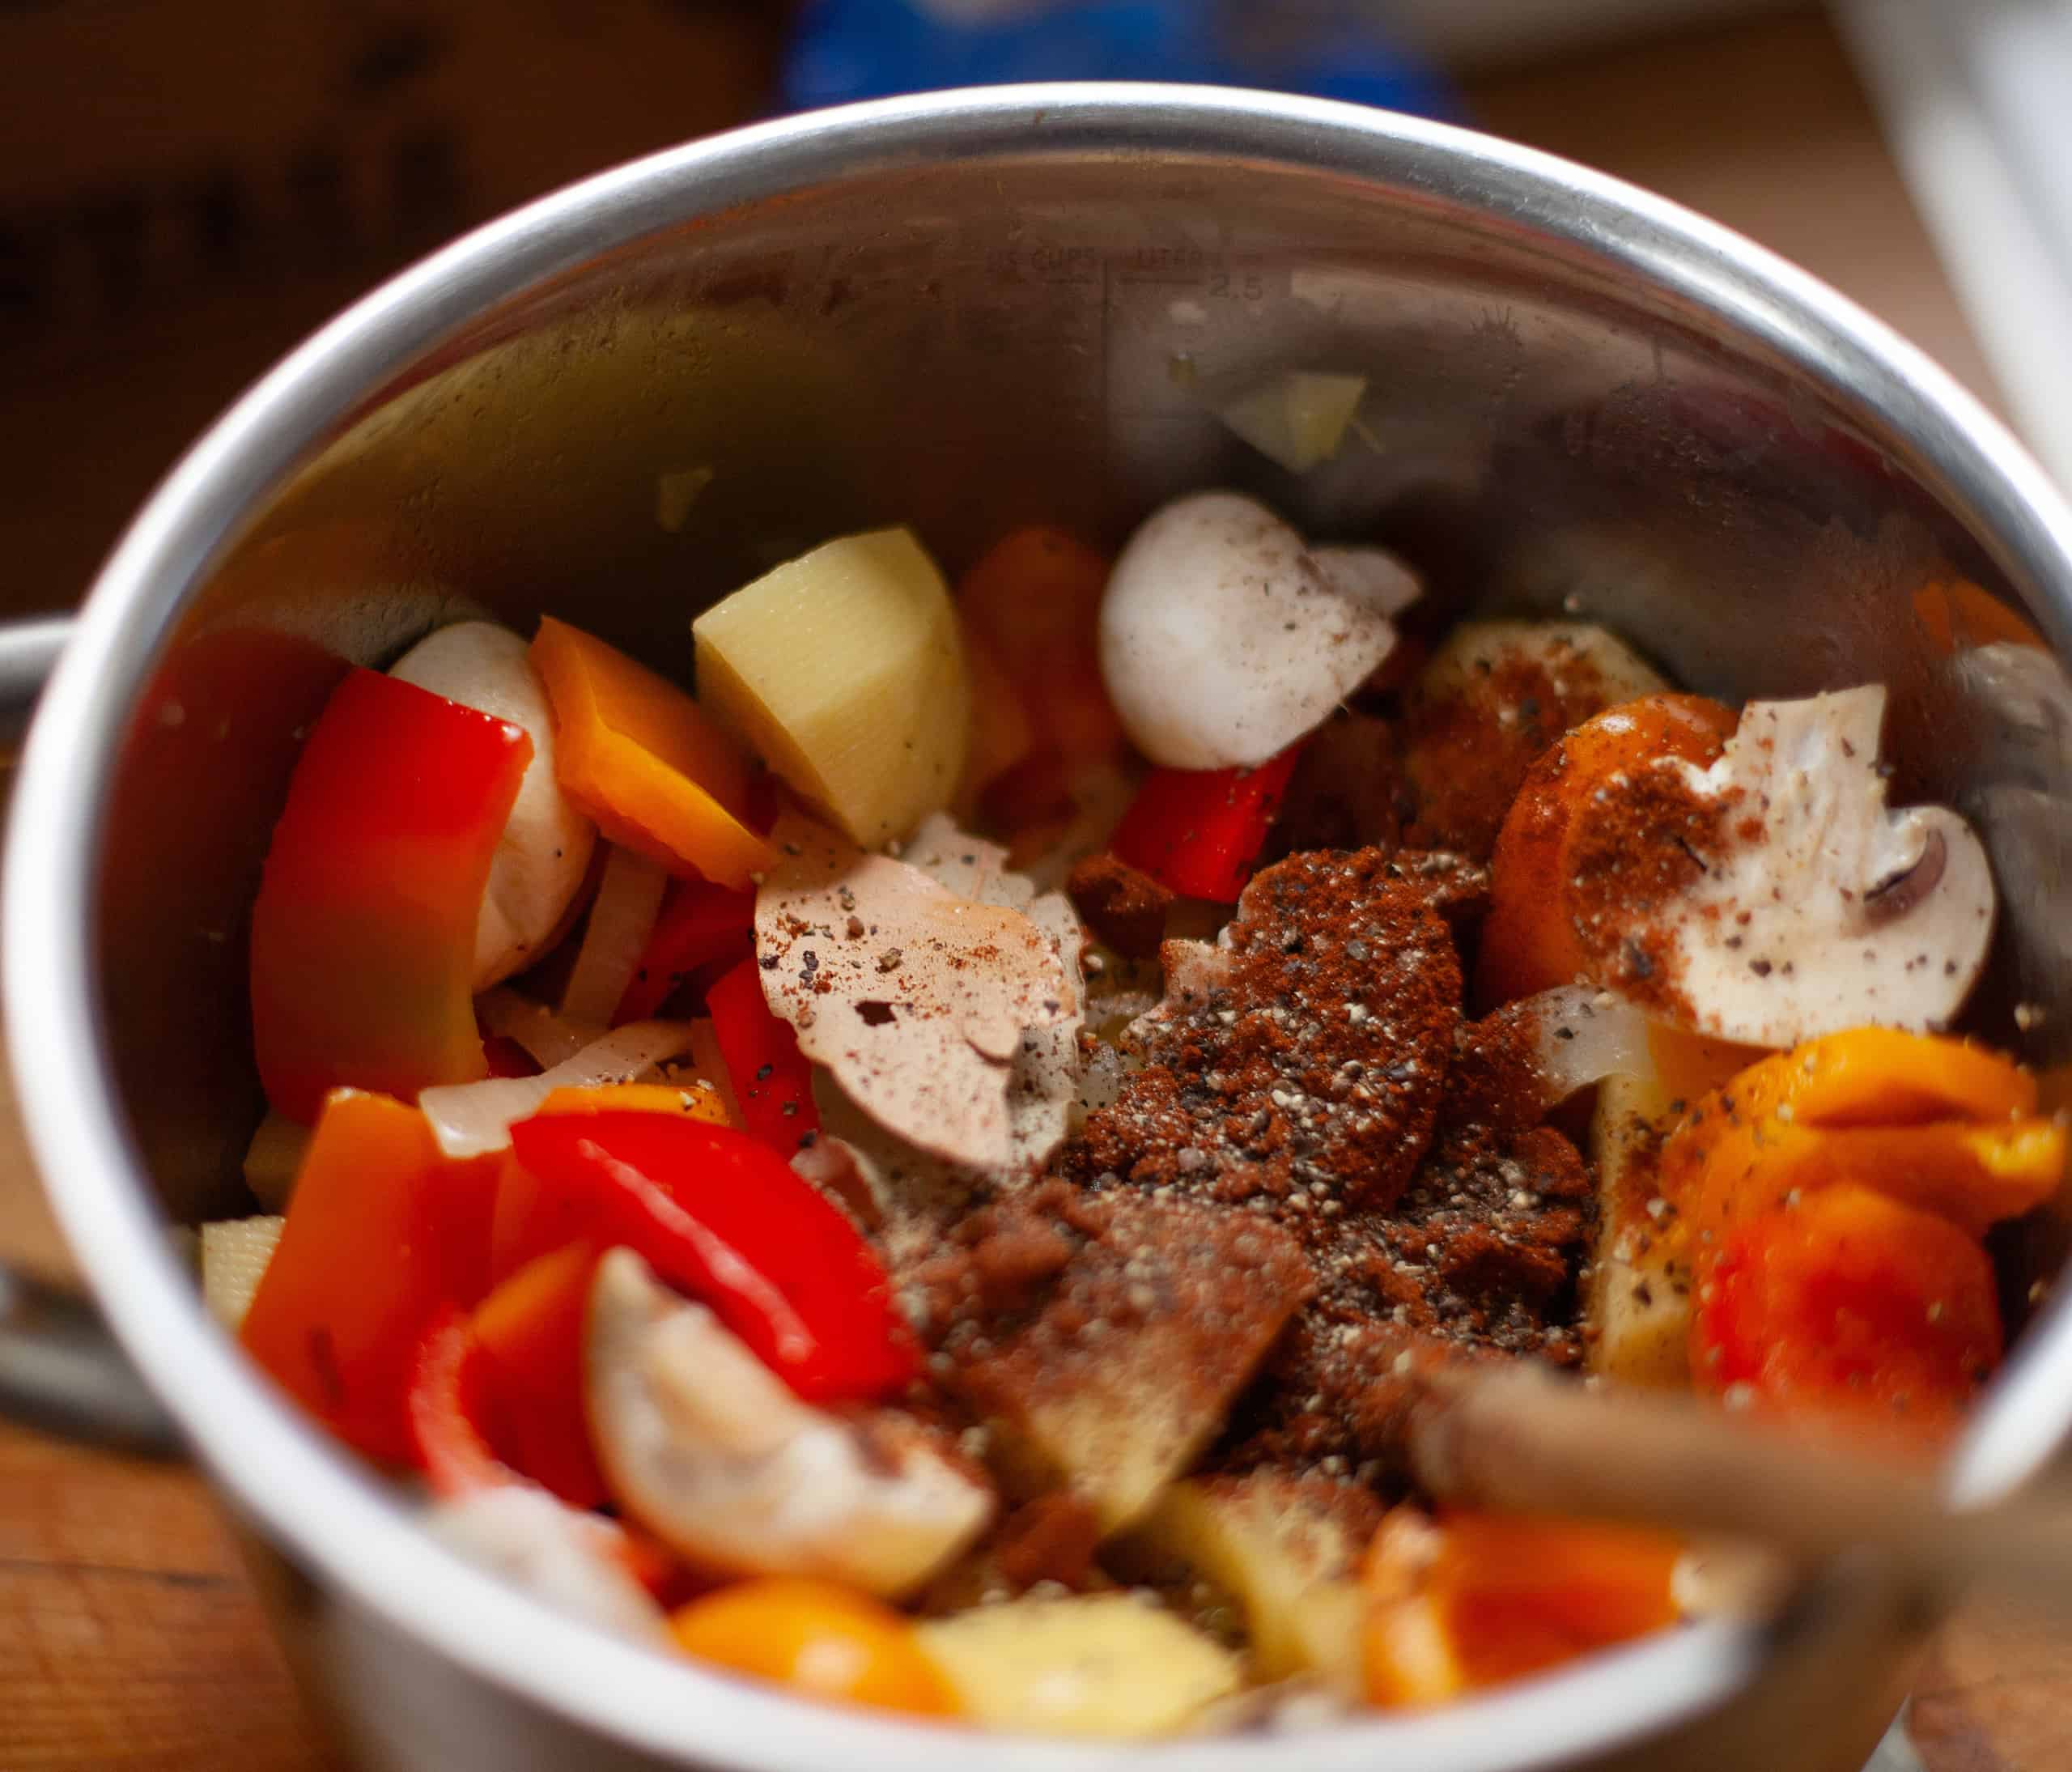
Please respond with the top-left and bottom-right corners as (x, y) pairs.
(669, 1579), (958, 1717)
(531, 616), (774, 889)
(1692, 1184), (2002, 1436)
(957, 526), (1123, 768)
(537, 1081), (729, 1122)
(472, 1240), (607, 1509)
(1912, 579), (2046, 656)
(1362, 1508), (1681, 1707)
(242, 1090), (500, 1464)
(1661, 1029), (2047, 1246)
(956, 624), (1038, 804)
(249, 668), (532, 1122)
(1706, 1027), (2033, 1136)
(1479, 694), (1736, 1006)
(1695, 1117), (2063, 1243)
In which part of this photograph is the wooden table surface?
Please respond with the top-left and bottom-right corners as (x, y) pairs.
(2, 9), (2065, 1769)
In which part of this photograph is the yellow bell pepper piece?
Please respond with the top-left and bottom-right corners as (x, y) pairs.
(534, 1081), (729, 1124)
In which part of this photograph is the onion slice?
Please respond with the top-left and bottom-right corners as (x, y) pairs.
(1522, 984), (1653, 1104)
(421, 1019), (698, 1158)
(475, 988), (603, 1069)
(560, 844), (670, 1027)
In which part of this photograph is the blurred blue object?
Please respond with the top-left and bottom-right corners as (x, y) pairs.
(780, 0), (1459, 118)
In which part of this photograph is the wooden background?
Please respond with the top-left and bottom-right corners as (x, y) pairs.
(0, 9), (2061, 1768)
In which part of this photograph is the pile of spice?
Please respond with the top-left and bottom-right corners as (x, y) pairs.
(893, 844), (1595, 1505)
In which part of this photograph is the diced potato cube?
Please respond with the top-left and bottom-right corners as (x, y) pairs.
(1114, 1473), (1380, 1694)
(693, 528), (969, 846)
(202, 1215), (285, 1331)
(937, 1194), (1312, 1536)
(918, 1593), (1240, 1738)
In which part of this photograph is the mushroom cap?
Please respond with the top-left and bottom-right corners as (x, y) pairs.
(1307, 544), (1423, 621)
(754, 814), (1073, 1170)
(585, 1249), (992, 1598)
(1578, 686), (1997, 1046)
(390, 621), (597, 989)
(1098, 491), (1407, 770)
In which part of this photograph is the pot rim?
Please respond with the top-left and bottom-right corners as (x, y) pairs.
(11, 82), (2071, 1770)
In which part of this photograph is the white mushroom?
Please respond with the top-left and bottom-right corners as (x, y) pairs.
(424, 1485), (669, 1643)
(1098, 492), (1410, 770)
(1408, 618), (1668, 722)
(1306, 545), (1422, 622)
(1398, 618), (1671, 855)
(1582, 686), (1996, 1046)
(755, 814), (1074, 1170)
(390, 621), (597, 989)
(585, 1248), (994, 1598)
(898, 812), (1088, 1172)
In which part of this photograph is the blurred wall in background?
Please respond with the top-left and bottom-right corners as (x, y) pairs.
(0, 0), (788, 612)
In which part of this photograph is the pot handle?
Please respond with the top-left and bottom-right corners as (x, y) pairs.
(0, 614), (180, 1454)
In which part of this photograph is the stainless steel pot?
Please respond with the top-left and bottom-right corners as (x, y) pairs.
(6, 83), (2072, 1772)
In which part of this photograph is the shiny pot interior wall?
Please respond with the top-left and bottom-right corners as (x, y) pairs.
(94, 147), (2072, 1320)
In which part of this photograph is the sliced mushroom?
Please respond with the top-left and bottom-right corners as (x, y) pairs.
(1575, 686), (1996, 1045)
(787, 814), (1094, 1262)
(585, 1248), (993, 1598)
(390, 621), (597, 989)
(898, 813), (1088, 1170)
(1098, 491), (1408, 770)
(755, 814), (1073, 1170)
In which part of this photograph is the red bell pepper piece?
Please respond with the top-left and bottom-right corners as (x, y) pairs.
(1109, 744), (1304, 903)
(705, 954), (821, 1154)
(1692, 1184), (2002, 1442)
(486, 1086), (729, 1285)
(505, 1111), (916, 1403)
(490, 1149), (584, 1287)
(614, 878), (754, 1024)
(242, 1090), (501, 1464)
(251, 668), (532, 1123)
(404, 1305), (683, 1596)
(472, 1241), (608, 1510)
(407, 1307), (509, 1498)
